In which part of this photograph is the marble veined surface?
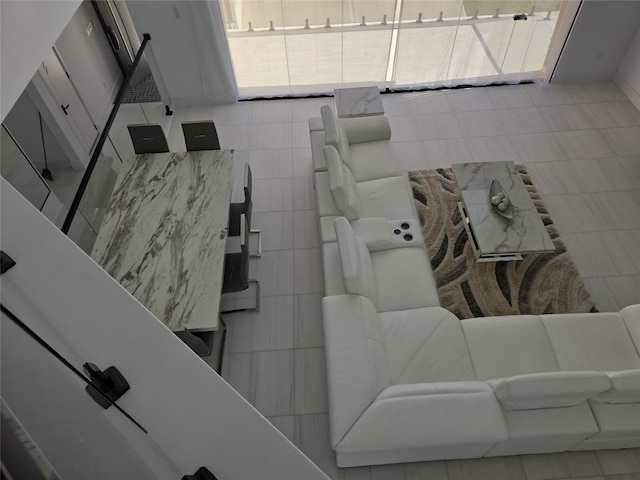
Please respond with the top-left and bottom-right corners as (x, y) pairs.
(452, 161), (555, 257)
(91, 150), (234, 331)
(334, 86), (384, 118)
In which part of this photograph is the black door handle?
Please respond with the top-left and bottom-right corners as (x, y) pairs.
(61, 104), (70, 115)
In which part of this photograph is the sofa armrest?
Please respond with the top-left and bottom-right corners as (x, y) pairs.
(351, 218), (392, 251)
(594, 369), (640, 404)
(487, 371), (611, 410)
(337, 382), (508, 453)
(308, 116), (324, 132)
(339, 116), (392, 144)
(376, 381), (495, 400)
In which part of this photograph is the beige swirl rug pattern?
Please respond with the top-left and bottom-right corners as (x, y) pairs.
(408, 166), (597, 320)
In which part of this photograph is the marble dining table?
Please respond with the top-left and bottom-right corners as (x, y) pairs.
(91, 150), (234, 332)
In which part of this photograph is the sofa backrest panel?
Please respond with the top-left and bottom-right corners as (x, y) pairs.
(461, 315), (559, 380)
(324, 145), (361, 220)
(321, 105), (353, 171)
(594, 369), (640, 404)
(541, 312), (640, 372)
(378, 307), (476, 384)
(488, 371), (611, 410)
(335, 217), (378, 308)
(322, 294), (391, 448)
(621, 304), (640, 356)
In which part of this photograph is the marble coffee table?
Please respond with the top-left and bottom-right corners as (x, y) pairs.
(334, 86), (384, 118)
(451, 161), (555, 262)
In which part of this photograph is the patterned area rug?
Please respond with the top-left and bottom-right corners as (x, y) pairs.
(408, 166), (597, 320)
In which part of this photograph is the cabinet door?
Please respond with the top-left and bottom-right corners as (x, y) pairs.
(41, 49), (98, 155)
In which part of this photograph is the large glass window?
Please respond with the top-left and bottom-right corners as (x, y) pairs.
(220, 0), (570, 97)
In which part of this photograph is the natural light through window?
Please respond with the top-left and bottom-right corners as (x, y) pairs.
(219, 0), (569, 97)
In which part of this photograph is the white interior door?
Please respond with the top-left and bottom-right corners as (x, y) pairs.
(40, 49), (98, 155)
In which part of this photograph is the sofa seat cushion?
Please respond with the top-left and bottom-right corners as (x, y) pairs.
(582, 401), (640, 443)
(348, 140), (401, 182)
(461, 315), (559, 380)
(357, 176), (416, 221)
(333, 217), (438, 311)
(378, 307), (475, 384)
(487, 371), (611, 410)
(336, 381), (507, 455)
(541, 312), (640, 371)
(322, 294), (391, 449)
(371, 246), (439, 312)
(315, 171), (416, 223)
(486, 401), (600, 457)
(594, 369), (640, 404)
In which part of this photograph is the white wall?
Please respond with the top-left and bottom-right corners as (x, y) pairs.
(553, 0), (640, 82)
(0, 0), (82, 120)
(615, 26), (640, 111)
(0, 179), (329, 480)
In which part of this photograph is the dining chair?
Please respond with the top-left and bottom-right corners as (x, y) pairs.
(181, 120), (221, 151)
(127, 124), (170, 154)
(175, 330), (211, 356)
(228, 162), (262, 257)
(221, 214), (260, 313)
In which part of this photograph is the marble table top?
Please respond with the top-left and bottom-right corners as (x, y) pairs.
(91, 150), (234, 332)
(334, 86), (384, 118)
(452, 161), (555, 258)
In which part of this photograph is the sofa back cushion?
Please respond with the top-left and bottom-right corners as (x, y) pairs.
(488, 371), (611, 410)
(594, 369), (640, 404)
(324, 145), (361, 220)
(321, 105), (353, 170)
(334, 216), (378, 308)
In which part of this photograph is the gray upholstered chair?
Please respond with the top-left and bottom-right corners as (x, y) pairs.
(221, 214), (260, 312)
(228, 162), (262, 257)
(181, 120), (221, 151)
(127, 124), (170, 154)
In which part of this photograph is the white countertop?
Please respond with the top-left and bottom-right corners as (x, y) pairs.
(334, 86), (384, 118)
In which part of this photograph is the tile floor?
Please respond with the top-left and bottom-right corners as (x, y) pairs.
(169, 81), (640, 480)
(53, 80), (638, 479)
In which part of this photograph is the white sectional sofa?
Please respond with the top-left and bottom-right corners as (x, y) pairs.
(309, 104), (640, 468)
